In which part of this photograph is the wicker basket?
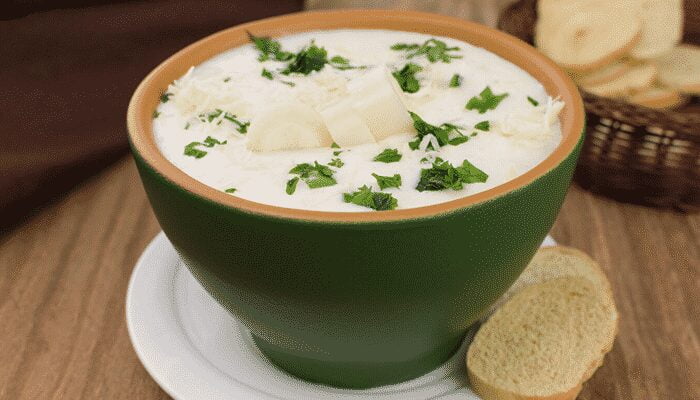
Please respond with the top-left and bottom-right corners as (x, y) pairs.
(498, 0), (700, 212)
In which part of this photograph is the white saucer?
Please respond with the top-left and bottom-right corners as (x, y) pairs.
(126, 232), (556, 400)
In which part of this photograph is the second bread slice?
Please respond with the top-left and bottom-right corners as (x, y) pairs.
(468, 277), (618, 400)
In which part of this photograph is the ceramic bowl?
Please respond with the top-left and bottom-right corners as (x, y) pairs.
(127, 9), (584, 389)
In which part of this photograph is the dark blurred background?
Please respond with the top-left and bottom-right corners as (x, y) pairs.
(0, 0), (305, 232)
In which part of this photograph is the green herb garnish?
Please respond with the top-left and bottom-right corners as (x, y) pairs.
(223, 77), (231, 82)
(408, 112), (468, 150)
(466, 86), (508, 114)
(329, 55), (365, 70)
(330, 143), (342, 155)
(416, 158), (488, 192)
(202, 136), (227, 147)
(183, 136), (227, 159)
(372, 173), (402, 189)
(328, 158), (344, 168)
(152, 110), (160, 119)
(224, 188), (237, 194)
(391, 38), (461, 63)
(289, 161), (337, 189)
(373, 148), (402, 163)
(474, 120), (490, 131)
(390, 43), (420, 51)
(527, 96), (539, 106)
(248, 32), (294, 62)
(261, 68), (274, 80)
(282, 42), (328, 75)
(449, 74), (462, 87)
(343, 185), (398, 211)
(184, 122), (190, 130)
(160, 92), (172, 103)
(286, 177), (300, 195)
(199, 109), (250, 133)
(392, 63), (422, 93)
(184, 142), (206, 158)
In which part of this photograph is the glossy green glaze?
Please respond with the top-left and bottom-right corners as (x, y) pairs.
(131, 134), (582, 388)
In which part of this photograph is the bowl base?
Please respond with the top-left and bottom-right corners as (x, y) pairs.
(251, 331), (466, 389)
(126, 232), (490, 398)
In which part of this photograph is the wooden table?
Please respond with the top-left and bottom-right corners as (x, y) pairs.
(1, 156), (698, 399)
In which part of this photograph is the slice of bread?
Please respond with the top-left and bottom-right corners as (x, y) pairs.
(628, 87), (688, 109)
(656, 44), (700, 95)
(584, 62), (657, 98)
(470, 246), (619, 400)
(468, 277), (618, 400)
(573, 59), (633, 87)
(629, 0), (684, 60)
(492, 246), (613, 312)
(535, 0), (641, 72)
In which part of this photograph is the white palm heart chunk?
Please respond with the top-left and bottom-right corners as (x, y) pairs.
(248, 67), (412, 152)
(246, 103), (332, 152)
(319, 100), (376, 147)
(346, 66), (414, 141)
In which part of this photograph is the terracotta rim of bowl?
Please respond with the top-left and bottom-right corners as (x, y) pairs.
(127, 9), (584, 223)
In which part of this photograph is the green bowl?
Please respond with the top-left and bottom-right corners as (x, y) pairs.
(127, 10), (585, 389)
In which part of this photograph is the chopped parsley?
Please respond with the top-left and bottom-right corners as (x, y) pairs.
(408, 112), (469, 150)
(282, 42), (328, 75)
(449, 74), (462, 87)
(331, 142), (342, 156)
(474, 120), (490, 131)
(152, 110), (160, 119)
(199, 109), (250, 133)
(329, 55), (365, 70)
(223, 77), (231, 82)
(183, 136), (227, 159)
(184, 122), (191, 130)
(261, 68), (297, 86)
(391, 38), (461, 63)
(343, 185), (398, 211)
(328, 158), (344, 168)
(392, 63), (422, 93)
(289, 161), (337, 189)
(527, 96), (539, 106)
(248, 32), (294, 62)
(286, 177), (299, 195)
(466, 86), (509, 114)
(373, 148), (402, 163)
(202, 136), (227, 147)
(224, 188), (237, 194)
(250, 32), (362, 75)
(416, 157), (488, 192)
(160, 92), (172, 103)
(372, 173), (402, 190)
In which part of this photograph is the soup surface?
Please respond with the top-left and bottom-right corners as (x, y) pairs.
(153, 29), (564, 211)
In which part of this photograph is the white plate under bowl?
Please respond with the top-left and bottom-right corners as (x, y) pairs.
(126, 232), (556, 400)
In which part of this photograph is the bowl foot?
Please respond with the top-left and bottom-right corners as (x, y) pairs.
(251, 332), (466, 389)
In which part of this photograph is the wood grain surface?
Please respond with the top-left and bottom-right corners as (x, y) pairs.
(1, 157), (698, 399)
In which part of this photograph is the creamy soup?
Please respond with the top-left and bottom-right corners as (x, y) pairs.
(153, 29), (564, 212)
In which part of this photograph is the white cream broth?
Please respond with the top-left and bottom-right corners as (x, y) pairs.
(153, 29), (563, 212)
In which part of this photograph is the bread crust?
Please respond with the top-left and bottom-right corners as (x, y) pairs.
(467, 246), (619, 400)
(561, 33), (639, 73)
(629, 88), (687, 109)
(573, 60), (633, 87)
